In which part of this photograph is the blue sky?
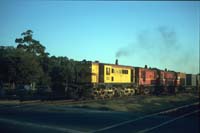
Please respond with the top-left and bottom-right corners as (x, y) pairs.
(0, 1), (199, 74)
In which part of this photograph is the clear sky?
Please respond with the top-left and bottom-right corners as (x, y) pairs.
(0, 1), (199, 74)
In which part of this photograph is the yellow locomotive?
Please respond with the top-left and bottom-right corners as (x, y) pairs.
(76, 60), (136, 99)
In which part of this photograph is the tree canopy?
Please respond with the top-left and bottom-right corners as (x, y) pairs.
(0, 30), (85, 98)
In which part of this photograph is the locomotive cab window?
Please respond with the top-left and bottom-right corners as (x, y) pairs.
(106, 67), (110, 75)
(122, 69), (128, 74)
(111, 76), (114, 81)
(112, 68), (114, 73)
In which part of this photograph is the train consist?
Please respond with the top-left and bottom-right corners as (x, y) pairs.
(73, 60), (199, 99)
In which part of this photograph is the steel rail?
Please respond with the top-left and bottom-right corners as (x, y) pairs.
(90, 102), (199, 133)
(0, 117), (86, 133)
(137, 109), (200, 133)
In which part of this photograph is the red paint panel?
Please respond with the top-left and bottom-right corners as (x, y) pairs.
(164, 71), (176, 86)
(138, 68), (157, 86)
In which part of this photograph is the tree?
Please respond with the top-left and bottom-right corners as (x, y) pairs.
(15, 30), (51, 86)
(15, 30), (47, 57)
(1, 30), (91, 99)
(0, 46), (43, 85)
(48, 56), (70, 96)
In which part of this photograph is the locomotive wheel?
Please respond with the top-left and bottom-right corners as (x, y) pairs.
(109, 89), (115, 98)
(99, 89), (106, 99)
(105, 88), (114, 99)
(114, 88), (119, 97)
(92, 89), (99, 100)
(115, 88), (123, 97)
(144, 88), (150, 95)
(130, 88), (136, 96)
(120, 88), (125, 96)
(119, 91), (123, 97)
(124, 88), (130, 96)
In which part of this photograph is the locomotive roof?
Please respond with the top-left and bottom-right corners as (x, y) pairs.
(79, 60), (191, 75)
(134, 67), (177, 73)
(93, 62), (133, 68)
(98, 62), (133, 68)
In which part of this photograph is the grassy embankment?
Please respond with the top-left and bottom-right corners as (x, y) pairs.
(0, 92), (198, 113)
(70, 92), (199, 113)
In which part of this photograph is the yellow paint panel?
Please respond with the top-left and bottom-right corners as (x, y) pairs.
(104, 65), (131, 83)
(91, 63), (99, 83)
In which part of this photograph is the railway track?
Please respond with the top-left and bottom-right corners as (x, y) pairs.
(138, 109), (199, 133)
(91, 102), (200, 133)
(0, 99), (199, 133)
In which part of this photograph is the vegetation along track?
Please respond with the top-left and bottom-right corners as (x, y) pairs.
(0, 92), (198, 107)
